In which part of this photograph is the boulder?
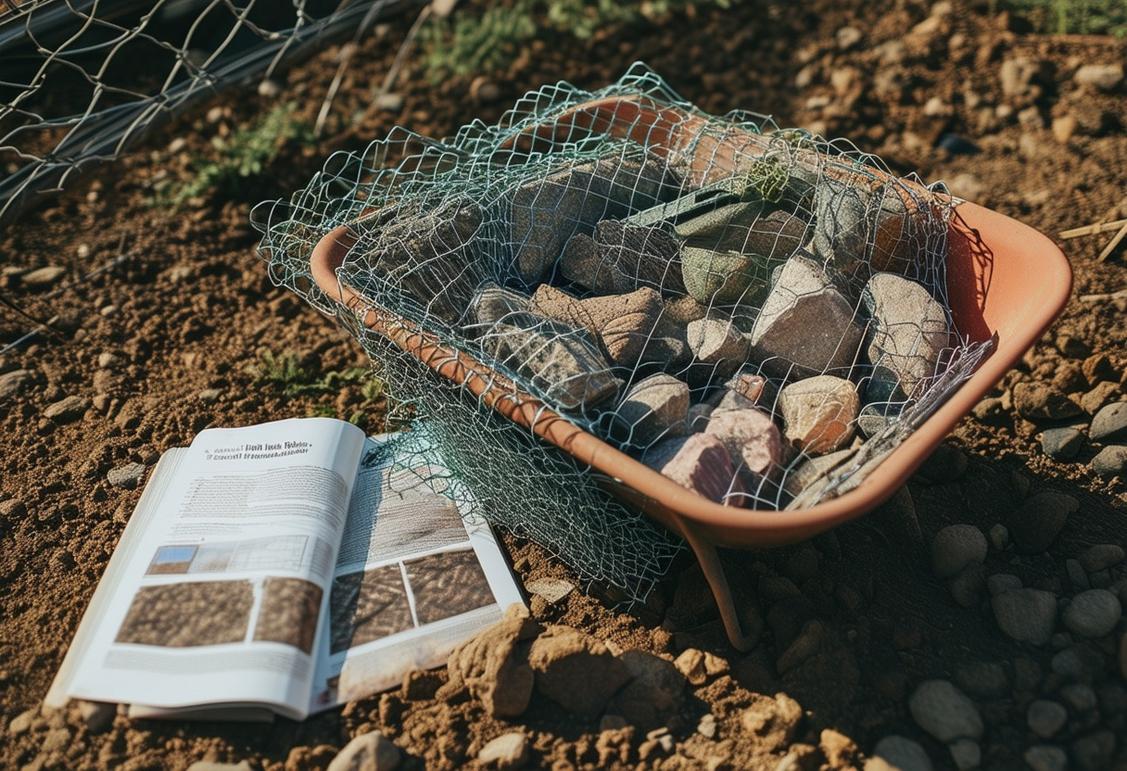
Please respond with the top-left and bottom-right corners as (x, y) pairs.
(862, 273), (950, 400)
(527, 626), (630, 718)
(616, 374), (691, 444)
(777, 375), (859, 454)
(747, 255), (863, 378)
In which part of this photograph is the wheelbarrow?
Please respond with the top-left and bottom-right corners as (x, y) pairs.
(309, 95), (1072, 651)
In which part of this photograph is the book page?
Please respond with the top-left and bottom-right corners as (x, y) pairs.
(62, 418), (365, 719)
(307, 435), (524, 712)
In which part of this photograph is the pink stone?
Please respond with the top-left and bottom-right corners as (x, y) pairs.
(655, 433), (744, 505)
(704, 407), (785, 477)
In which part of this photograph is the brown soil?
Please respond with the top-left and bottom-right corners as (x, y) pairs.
(1, 1), (1126, 769)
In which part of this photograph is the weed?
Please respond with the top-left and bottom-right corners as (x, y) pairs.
(994, 0), (1127, 36)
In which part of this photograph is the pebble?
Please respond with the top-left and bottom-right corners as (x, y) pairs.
(1070, 730), (1116, 771)
(1013, 382), (1082, 421)
(907, 680), (983, 742)
(7, 707), (37, 735)
(1066, 559), (1090, 590)
(948, 563), (985, 609)
(686, 317), (749, 380)
(1079, 381), (1117, 415)
(870, 735), (933, 771)
(836, 25), (862, 49)
(777, 375), (859, 454)
(43, 395), (88, 422)
(953, 661), (1008, 698)
(106, 462), (146, 490)
(697, 713), (717, 739)
(76, 700), (115, 733)
(198, 388), (221, 404)
(949, 739), (980, 771)
(705, 407), (785, 479)
(1023, 745), (1067, 771)
(1090, 402), (1127, 443)
(1062, 589), (1121, 638)
(1040, 427), (1084, 460)
(375, 92), (404, 112)
(1051, 644), (1104, 681)
(988, 523), (1010, 551)
(1080, 544), (1125, 572)
(1008, 491), (1077, 553)
(477, 732), (529, 770)
(931, 524), (987, 579)
(617, 374), (690, 444)
(1051, 114), (1077, 144)
(0, 369), (32, 399)
(21, 265), (66, 287)
(326, 730), (401, 771)
(1091, 446), (1127, 479)
(1073, 63), (1124, 91)
(862, 273), (950, 400)
(747, 254), (863, 378)
(1059, 682), (1097, 713)
(1027, 699), (1067, 738)
(992, 588), (1057, 645)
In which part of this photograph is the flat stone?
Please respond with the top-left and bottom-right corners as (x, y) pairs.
(1074, 63), (1124, 91)
(1090, 401), (1127, 442)
(1041, 427), (1084, 460)
(748, 255), (863, 378)
(1062, 589), (1121, 638)
(477, 732), (528, 770)
(724, 372), (768, 405)
(481, 316), (621, 412)
(907, 679), (983, 742)
(686, 316), (749, 381)
(931, 524), (988, 579)
(0, 369), (32, 400)
(21, 265), (66, 287)
(1008, 491), (1077, 553)
(326, 731), (401, 771)
(645, 433), (744, 504)
(1023, 746), (1067, 771)
(43, 395), (87, 422)
(783, 449), (855, 498)
(705, 407), (785, 479)
(1091, 446), (1127, 479)
(524, 577), (574, 605)
(106, 462), (146, 490)
(528, 626), (630, 718)
(992, 588), (1057, 645)
(1027, 699), (1067, 738)
(1079, 544), (1125, 573)
(777, 375), (859, 454)
(590, 219), (686, 295)
(862, 273), (950, 400)
(870, 735), (933, 771)
(617, 373), (690, 444)
(1013, 382), (1082, 421)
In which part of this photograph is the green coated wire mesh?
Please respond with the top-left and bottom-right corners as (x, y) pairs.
(255, 63), (994, 601)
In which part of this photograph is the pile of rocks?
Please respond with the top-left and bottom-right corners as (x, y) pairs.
(414, 154), (956, 508)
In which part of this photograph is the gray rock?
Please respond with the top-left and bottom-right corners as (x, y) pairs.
(43, 395), (88, 422)
(948, 739), (980, 771)
(987, 523), (1009, 551)
(477, 732), (529, 770)
(1008, 491), (1077, 553)
(907, 680), (983, 742)
(857, 401), (903, 437)
(681, 247), (766, 306)
(777, 375), (859, 455)
(326, 730), (401, 771)
(591, 219), (686, 294)
(953, 661), (1008, 698)
(747, 254), (863, 378)
(992, 589), (1057, 645)
(1079, 544), (1125, 573)
(1062, 589), (1121, 638)
(1051, 644), (1105, 681)
(21, 265), (66, 287)
(1074, 63), (1124, 91)
(1090, 402), (1127, 443)
(1070, 730), (1116, 771)
(106, 462), (146, 490)
(948, 563), (986, 609)
(931, 524), (987, 579)
(617, 374), (690, 444)
(862, 273), (950, 400)
(1041, 427), (1084, 460)
(1023, 746), (1067, 771)
(0, 369), (31, 400)
(1027, 699), (1067, 738)
(472, 283), (532, 326)
(1067, 558), (1090, 590)
(507, 157), (673, 285)
(871, 735), (933, 771)
(1091, 445), (1127, 479)
(987, 573), (1022, 596)
(482, 316), (621, 412)
(686, 316), (749, 380)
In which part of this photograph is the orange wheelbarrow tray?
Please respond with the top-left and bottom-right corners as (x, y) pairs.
(308, 96), (1072, 651)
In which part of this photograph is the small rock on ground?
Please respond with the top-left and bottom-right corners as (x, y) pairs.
(477, 732), (529, 769)
(1027, 699), (1067, 738)
(1090, 402), (1127, 443)
(326, 731), (401, 771)
(907, 680), (983, 742)
(1079, 544), (1125, 573)
(106, 462), (146, 490)
(1091, 446), (1127, 479)
(1040, 427), (1084, 460)
(1008, 491), (1077, 553)
(992, 588), (1057, 645)
(43, 395), (88, 422)
(870, 735), (933, 771)
(930, 524), (987, 579)
(1062, 589), (1121, 638)
(1024, 745), (1068, 771)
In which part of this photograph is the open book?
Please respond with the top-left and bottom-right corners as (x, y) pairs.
(46, 418), (523, 721)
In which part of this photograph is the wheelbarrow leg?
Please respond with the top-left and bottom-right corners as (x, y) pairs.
(679, 523), (758, 652)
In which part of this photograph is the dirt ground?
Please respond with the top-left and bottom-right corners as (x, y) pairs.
(1, 0), (1125, 769)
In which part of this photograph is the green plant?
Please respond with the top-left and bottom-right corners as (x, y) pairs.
(420, 0), (731, 82)
(993, 0), (1127, 36)
(165, 103), (314, 205)
(248, 350), (373, 397)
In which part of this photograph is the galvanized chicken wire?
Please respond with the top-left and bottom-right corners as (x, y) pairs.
(255, 63), (993, 599)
